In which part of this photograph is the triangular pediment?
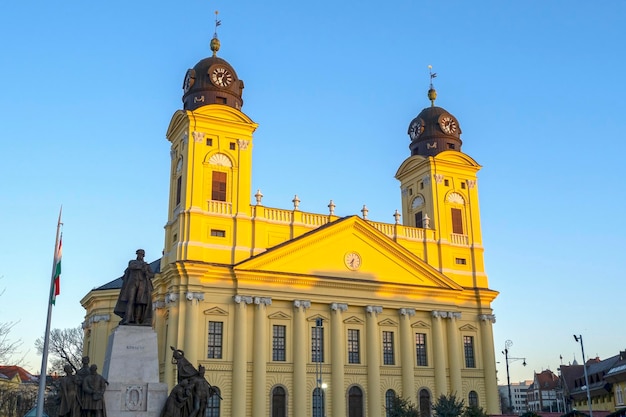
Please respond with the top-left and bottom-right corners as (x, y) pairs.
(459, 324), (478, 332)
(268, 311), (291, 320)
(378, 318), (398, 327)
(307, 314), (328, 323)
(344, 316), (364, 325)
(203, 306), (228, 316)
(234, 216), (463, 299)
(411, 320), (430, 329)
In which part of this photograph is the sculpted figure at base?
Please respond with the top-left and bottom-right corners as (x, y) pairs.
(58, 364), (82, 417)
(82, 365), (107, 417)
(163, 347), (220, 417)
(75, 356), (91, 417)
(114, 249), (155, 325)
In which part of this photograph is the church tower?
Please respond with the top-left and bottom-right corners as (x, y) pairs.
(395, 76), (487, 289)
(162, 31), (258, 267)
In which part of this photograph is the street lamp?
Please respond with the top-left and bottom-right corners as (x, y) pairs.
(503, 340), (526, 414)
(573, 334), (593, 417)
(315, 318), (324, 417)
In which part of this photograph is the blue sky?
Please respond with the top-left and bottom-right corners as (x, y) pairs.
(1, 0), (624, 384)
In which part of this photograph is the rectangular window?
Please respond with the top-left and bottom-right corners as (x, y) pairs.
(175, 176), (182, 206)
(273, 325), (286, 361)
(229, 142), (236, 150)
(444, 179), (450, 186)
(415, 333), (428, 366)
(461, 182), (466, 189)
(206, 138), (213, 146)
(383, 331), (395, 365)
(464, 335), (476, 368)
(212, 171), (227, 201)
(455, 258), (467, 265)
(312, 327), (324, 362)
(415, 211), (423, 228)
(207, 321), (223, 359)
(210, 229), (226, 237)
(451, 208), (464, 234)
(216, 96), (227, 104)
(420, 182), (424, 190)
(348, 329), (360, 364)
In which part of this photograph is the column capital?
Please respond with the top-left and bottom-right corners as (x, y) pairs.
(254, 296), (272, 306)
(478, 314), (496, 323)
(233, 295), (253, 304)
(185, 292), (205, 302)
(153, 300), (166, 309)
(399, 308), (416, 317)
(366, 305), (383, 315)
(294, 300), (311, 310)
(331, 302), (348, 312)
(431, 310), (461, 319)
(165, 293), (179, 304)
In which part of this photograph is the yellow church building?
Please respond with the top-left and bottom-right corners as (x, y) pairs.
(81, 31), (500, 417)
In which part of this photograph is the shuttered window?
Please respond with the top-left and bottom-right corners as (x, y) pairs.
(451, 208), (463, 234)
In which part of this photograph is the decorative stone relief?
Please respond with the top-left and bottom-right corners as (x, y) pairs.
(153, 300), (166, 310)
(447, 192), (465, 205)
(330, 302), (348, 312)
(233, 295), (253, 304)
(434, 174), (444, 184)
(208, 153), (232, 167)
(237, 139), (249, 150)
(254, 296), (272, 306)
(185, 292), (204, 302)
(478, 314), (496, 323)
(467, 179), (476, 189)
(423, 175), (431, 185)
(194, 96), (205, 103)
(399, 308), (416, 317)
(293, 300), (311, 309)
(165, 293), (178, 304)
(432, 310), (462, 319)
(124, 384), (146, 411)
(366, 305), (383, 314)
(192, 131), (205, 143)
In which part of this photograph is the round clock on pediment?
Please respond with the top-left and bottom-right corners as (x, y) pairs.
(344, 252), (362, 271)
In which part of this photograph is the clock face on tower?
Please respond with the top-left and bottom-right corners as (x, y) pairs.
(210, 66), (233, 88)
(439, 115), (458, 134)
(183, 69), (196, 93)
(409, 119), (424, 140)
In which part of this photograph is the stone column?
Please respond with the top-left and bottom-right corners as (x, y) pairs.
(252, 296), (271, 417)
(366, 305), (383, 417)
(184, 291), (204, 367)
(479, 314), (499, 414)
(399, 308), (416, 401)
(446, 312), (462, 396)
(431, 311), (447, 397)
(232, 295), (252, 417)
(164, 292), (179, 388)
(331, 302), (348, 417)
(293, 300), (311, 417)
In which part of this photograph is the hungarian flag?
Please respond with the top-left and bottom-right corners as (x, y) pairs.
(51, 234), (62, 305)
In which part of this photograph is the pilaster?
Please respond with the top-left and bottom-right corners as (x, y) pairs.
(479, 314), (499, 414)
(232, 295), (252, 417)
(366, 305), (383, 417)
(399, 308), (416, 401)
(331, 302), (348, 417)
(431, 311), (447, 397)
(446, 312), (462, 396)
(293, 300), (311, 417)
(252, 296), (271, 417)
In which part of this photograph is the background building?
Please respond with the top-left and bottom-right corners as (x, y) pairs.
(498, 380), (531, 414)
(81, 32), (500, 417)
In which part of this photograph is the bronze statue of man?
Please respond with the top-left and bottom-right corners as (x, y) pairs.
(81, 364), (107, 417)
(114, 249), (154, 325)
(58, 364), (82, 417)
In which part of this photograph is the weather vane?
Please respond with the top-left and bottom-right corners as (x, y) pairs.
(213, 10), (222, 38)
(428, 65), (438, 106)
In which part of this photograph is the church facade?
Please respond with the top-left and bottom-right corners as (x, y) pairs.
(81, 33), (500, 417)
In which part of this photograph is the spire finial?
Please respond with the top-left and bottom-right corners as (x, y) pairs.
(428, 65), (437, 107)
(210, 10), (222, 57)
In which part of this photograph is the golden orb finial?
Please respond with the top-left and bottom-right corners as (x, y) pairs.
(428, 65), (437, 107)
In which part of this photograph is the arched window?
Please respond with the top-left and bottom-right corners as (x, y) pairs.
(348, 386), (364, 417)
(312, 387), (325, 417)
(468, 391), (479, 407)
(271, 386), (286, 417)
(206, 387), (221, 417)
(419, 388), (431, 417)
(385, 389), (397, 417)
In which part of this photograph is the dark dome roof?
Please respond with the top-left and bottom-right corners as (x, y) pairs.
(182, 55), (244, 111)
(408, 105), (463, 157)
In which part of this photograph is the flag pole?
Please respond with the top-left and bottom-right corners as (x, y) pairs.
(35, 207), (63, 417)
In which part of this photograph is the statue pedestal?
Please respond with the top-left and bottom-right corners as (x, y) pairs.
(102, 326), (168, 417)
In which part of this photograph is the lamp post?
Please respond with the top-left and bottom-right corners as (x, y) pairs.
(315, 318), (324, 417)
(503, 340), (526, 414)
(573, 334), (593, 417)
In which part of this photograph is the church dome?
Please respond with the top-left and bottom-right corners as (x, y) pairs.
(182, 38), (244, 111)
(407, 88), (463, 157)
